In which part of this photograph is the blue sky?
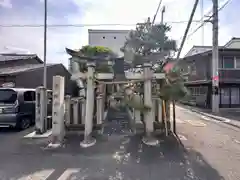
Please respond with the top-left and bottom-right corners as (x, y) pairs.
(0, 0), (239, 67)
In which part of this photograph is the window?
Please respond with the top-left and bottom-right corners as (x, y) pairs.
(220, 88), (230, 105)
(187, 63), (196, 75)
(0, 89), (17, 104)
(231, 88), (239, 105)
(24, 91), (35, 102)
(235, 56), (240, 68)
(223, 56), (234, 68)
(191, 64), (196, 75)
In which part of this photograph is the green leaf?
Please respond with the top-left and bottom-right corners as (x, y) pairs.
(160, 81), (189, 101)
(121, 21), (177, 60)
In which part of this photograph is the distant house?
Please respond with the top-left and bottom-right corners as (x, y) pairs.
(0, 54), (72, 94)
(177, 37), (240, 108)
(0, 54), (43, 68)
(224, 37), (240, 48)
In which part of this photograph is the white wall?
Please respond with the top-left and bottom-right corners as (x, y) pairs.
(88, 29), (130, 57)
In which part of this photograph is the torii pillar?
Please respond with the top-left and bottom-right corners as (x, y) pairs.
(80, 62), (96, 147)
(142, 63), (159, 146)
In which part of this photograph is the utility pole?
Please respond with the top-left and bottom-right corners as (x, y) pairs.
(42, 0), (48, 133)
(43, 0), (47, 89)
(211, 0), (219, 113)
(176, 0), (199, 59)
(201, 0), (204, 45)
(161, 6), (165, 24)
(152, 0), (163, 24)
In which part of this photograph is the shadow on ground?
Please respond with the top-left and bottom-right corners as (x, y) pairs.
(0, 132), (224, 180)
(0, 127), (23, 134)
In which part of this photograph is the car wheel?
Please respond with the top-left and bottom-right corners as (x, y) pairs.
(18, 117), (31, 130)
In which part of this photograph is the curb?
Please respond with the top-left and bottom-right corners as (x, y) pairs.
(177, 105), (240, 129)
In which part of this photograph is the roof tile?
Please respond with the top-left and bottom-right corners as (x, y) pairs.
(0, 64), (57, 75)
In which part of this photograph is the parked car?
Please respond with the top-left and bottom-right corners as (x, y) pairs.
(0, 88), (52, 130)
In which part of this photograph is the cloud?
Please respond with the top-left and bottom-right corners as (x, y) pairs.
(0, 0), (85, 66)
(0, 0), (238, 67)
(0, 0), (12, 8)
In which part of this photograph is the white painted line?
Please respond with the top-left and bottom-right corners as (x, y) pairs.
(17, 169), (54, 180)
(177, 105), (233, 123)
(234, 139), (240, 144)
(178, 134), (187, 141)
(175, 106), (186, 111)
(184, 119), (206, 127)
(200, 115), (211, 121)
(199, 111), (232, 123)
(47, 143), (62, 149)
(57, 168), (80, 180)
(24, 130), (52, 138)
(170, 117), (185, 123)
(176, 118), (185, 124)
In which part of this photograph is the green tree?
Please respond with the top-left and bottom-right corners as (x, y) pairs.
(122, 18), (177, 65)
(79, 45), (115, 58)
(121, 18), (188, 102)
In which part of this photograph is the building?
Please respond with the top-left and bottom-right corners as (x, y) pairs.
(0, 54), (72, 94)
(88, 29), (130, 57)
(178, 37), (240, 108)
(224, 37), (240, 48)
(0, 53), (43, 68)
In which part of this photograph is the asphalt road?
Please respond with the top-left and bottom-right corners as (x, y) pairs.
(0, 106), (239, 180)
(174, 106), (240, 180)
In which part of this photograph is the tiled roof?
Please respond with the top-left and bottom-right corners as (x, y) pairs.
(184, 46), (212, 57)
(0, 54), (42, 62)
(0, 64), (57, 75)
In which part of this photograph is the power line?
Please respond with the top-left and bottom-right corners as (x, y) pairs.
(152, 0), (163, 24)
(200, 0), (204, 45)
(0, 20), (202, 28)
(177, 0), (199, 59)
(186, 0), (232, 40)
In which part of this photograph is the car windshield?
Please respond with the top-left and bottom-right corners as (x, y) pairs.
(0, 89), (17, 104)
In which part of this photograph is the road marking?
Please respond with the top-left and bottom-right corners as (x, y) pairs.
(17, 169), (54, 180)
(16, 168), (81, 180)
(178, 134), (187, 141)
(176, 106), (233, 124)
(234, 139), (240, 144)
(200, 115), (212, 121)
(184, 119), (206, 127)
(170, 117), (185, 124)
(24, 130), (52, 138)
(57, 168), (80, 180)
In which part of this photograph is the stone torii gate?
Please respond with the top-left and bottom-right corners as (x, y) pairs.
(47, 57), (168, 148)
